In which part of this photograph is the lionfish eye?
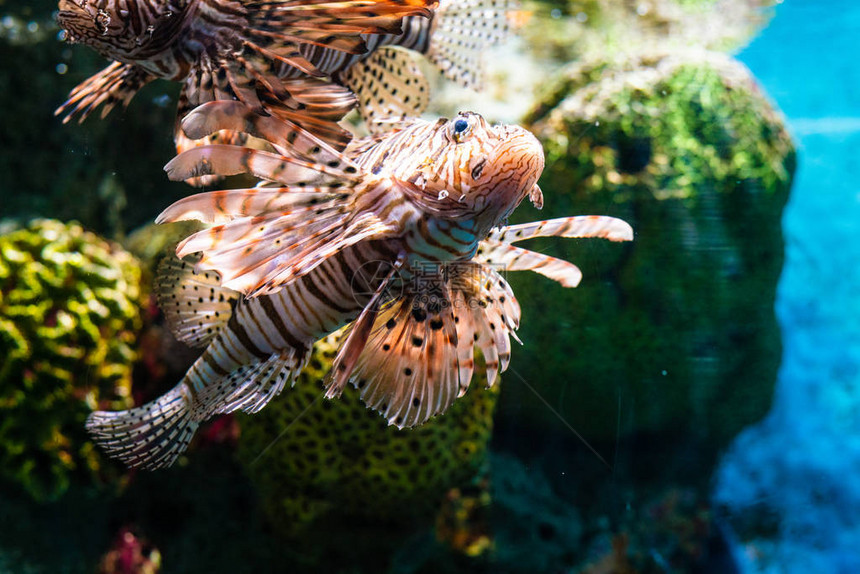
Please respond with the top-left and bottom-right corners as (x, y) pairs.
(449, 116), (472, 143)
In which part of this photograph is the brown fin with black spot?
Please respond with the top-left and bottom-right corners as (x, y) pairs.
(347, 276), (461, 428)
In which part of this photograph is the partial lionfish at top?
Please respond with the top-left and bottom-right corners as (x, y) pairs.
(54, 0), (436, 151)
(85, 106), (633, 470)
(55, 0), (522, 165)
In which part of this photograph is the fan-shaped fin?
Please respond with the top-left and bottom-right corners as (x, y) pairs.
(155, 255), (239, 348)
(345, 279), (461, 428)
(341, 46), (430, 134)
(425, 0), (515, 89)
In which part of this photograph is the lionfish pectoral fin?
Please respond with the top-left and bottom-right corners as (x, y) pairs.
(55, 61), (154, 124)
(346, 280), (462, 429)
(475, 240), (583, 288)
(155, 254), (239, 348)
(159, 187), (396, 297)
(487, 216), (635, 244)
(449, 263), (521, 389)
(425, 0), (517, 89)
(475, 216), (633, 288)
(341, 46), (430, 135)
(86, 383), (198, 470)
(325, 253), (407, 398)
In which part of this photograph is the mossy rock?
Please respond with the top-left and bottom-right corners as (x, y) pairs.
(237, 336), (499, 541)
(0, 219), (145, 501)
(521, 0), (777, 63)
(504, 51), (795, 481)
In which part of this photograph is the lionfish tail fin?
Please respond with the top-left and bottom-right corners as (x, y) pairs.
(341, 46), (430, 134)
(426, 0), (518, 89)
(86, 383), (198, 470)
(55, 62), (154, 124)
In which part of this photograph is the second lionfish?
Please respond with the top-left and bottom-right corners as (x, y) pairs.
(86, 102), (633, 469)
(55, 0), (517, 153)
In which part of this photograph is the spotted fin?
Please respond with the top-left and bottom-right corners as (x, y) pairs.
(341, 46), (430, 134)
(86, 383), (198, 470)
(347, 279), (461, 428)
(155, 255), (239, 348)
(86, 348), (310, 470)
(425, 0), (516, 89)
(55, 62), (155, 124)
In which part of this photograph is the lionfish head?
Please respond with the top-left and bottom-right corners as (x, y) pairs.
(57, 0), (187, 59)
(414, 112), (545, 230)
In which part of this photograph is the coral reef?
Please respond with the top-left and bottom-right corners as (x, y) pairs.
(98, 527), (162, 574)
(0, 219), (144, 501)
(502, 50), (794, 482)
(237, 335), (499, 537)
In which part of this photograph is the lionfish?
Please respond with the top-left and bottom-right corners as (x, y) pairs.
(55, 0), (516, 153)
(86, 103), (633, 469)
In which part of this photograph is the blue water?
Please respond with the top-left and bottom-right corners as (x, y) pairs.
(715, 1), (860, 572)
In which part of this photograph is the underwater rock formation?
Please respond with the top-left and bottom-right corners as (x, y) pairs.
(524, 0), (777, 63)
(0, 219), (144, 501)
(237, 335), (499, 539)
(506, 50), (795, 483)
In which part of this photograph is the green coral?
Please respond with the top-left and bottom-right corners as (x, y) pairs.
(501, 51), (794, 478)
(237, 336), (499, 537)
(0, 219), (144, 501)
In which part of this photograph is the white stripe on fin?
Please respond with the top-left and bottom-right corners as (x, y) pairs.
(155, 255), (238, 349)
(195, 348), (311, 417)
(474, 241), (583, 288)
(488, 215), (634, 244)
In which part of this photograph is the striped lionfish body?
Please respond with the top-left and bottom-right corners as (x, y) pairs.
(86, 103), (633, 469)
(55, 0), (436, 152)
(55, 0), (517, 159)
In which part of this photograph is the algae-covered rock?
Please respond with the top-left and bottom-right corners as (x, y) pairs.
(505, 51), (794, 480)
(523, 0), (777, 63)
(237, 336), (499, 538)
(0, 219), (144, 501)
